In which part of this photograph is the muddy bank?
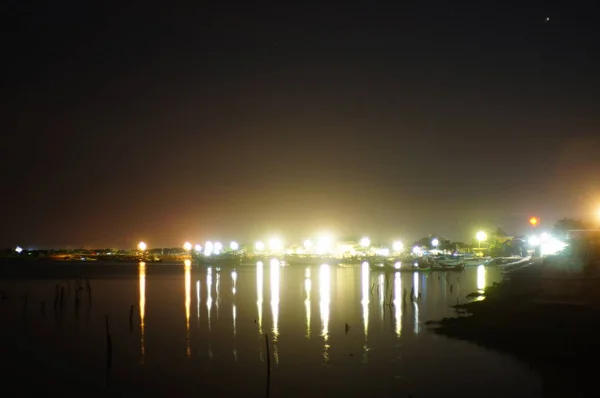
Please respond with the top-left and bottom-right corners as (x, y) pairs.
(429, 260), (600, 396)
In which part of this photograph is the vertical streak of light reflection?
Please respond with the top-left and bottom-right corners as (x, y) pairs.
(305, 268), (311, 339)
(394, 272), (402, 338)
(206, 267), (213, 332)
(256, 262), (263, 335)
(413, 272), (419, 334)
(361, 262), (370, 360)
(477, 265), (487, 301)
(232, 270), (238, 362)
(319, 264), (331, 362)
(184, 260), (191, 358)
(196, 280), (200, 328)
(138, 262), (146, 364)
(270, 259), (280, 365)
(232, 270), (237, 337)
(378, 273), (384, 327)
(216, 271), (221, 319)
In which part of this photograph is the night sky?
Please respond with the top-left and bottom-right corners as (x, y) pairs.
(3, 1), (600, 248)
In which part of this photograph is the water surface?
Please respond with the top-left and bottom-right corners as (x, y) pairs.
(0, 261), (541, 397)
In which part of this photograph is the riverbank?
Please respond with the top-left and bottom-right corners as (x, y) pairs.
(428, 257), (600, 396)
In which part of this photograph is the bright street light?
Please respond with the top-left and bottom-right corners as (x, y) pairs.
(15, 246), (23, 254)
(255, 241), (265, 252)
(214, 241), (223, 254)
(303, 239), (313, 249)
(138, 241), (147, 252)
(476, 231), (487, 249)
(230, 241), (239, 251)
(359, 237), (370, 248)
(316, 235), (333, 254)
(194, 244), (202, 252)
(431, 238), (439, 247)
(392, 241), (403, 252)
(269, 237), (283, 253)
(183, 241), (192, 251)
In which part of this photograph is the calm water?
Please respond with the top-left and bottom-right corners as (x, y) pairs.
(0, 261), (542, 397)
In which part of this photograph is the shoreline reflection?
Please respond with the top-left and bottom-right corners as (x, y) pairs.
(138, 262), (146, 364)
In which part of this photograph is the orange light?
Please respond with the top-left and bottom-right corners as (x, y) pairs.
(529, 217), (539, 227)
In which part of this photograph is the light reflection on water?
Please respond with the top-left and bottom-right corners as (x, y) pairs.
(319, 264), (330, 362)
(256, 261), (263, 335)
(304, 268), (311, 338)
(394, 271), (402, 337)
(184, 260), (191, 358)
(206, 267), (213, 332)
(0, 261), (542, 397)
(138, 261), (146, 364)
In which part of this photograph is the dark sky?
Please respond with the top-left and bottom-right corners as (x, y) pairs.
(3, 1), (600, 248)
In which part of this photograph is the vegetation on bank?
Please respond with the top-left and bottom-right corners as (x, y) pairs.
(428, 261), (600, 372)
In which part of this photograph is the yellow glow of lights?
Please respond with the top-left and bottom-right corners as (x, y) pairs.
(270, 259), (280, 340)
(304, 239), (313, 249)
(138, 262), (146, 364)
(392, 241), (403, 252)
(183, 241), (192, 251)
(184, 260), (191, 358)
(138, 241), (147, 252)
(269, 238), (284, 253)
(255, 241), (265, 252)
(529, 217), (539, 227)
(476, 231), (487, 242)
(194, 244), (202, 252)
(360, 237), (371, 248)
(230, 241), (239, 251)
(316, 235), (333, 255)
(204, 241), (214, 256)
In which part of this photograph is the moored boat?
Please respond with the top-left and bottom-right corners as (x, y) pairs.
(192, 252), (242, 267)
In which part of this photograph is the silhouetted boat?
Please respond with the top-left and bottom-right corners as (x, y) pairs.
(371, 262), (431, 272)
(191, 252), (242, 267)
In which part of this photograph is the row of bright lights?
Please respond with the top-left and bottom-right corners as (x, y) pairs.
(136, 236), (448, 257)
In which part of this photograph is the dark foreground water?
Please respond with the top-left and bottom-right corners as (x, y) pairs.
(0, 261), (541, 397)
